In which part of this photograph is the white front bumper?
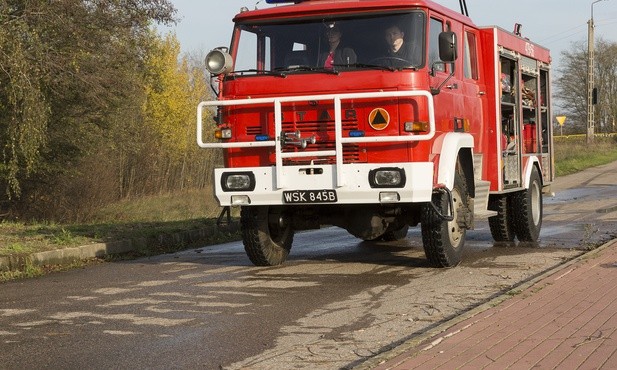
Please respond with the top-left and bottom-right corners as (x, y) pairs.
(214, 162), (434, 206)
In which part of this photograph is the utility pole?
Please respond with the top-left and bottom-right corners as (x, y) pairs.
(588, 0), (609, 144)
(587, 17), (594, 143)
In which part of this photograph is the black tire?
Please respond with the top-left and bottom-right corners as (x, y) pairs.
(488, 195), (516, 242)
(381, 225), (410, 241)
(240, 206), (294, 266)
(512, 166), (543, 242)
(421, 167), (469, 268)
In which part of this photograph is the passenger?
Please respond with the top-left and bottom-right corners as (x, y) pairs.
(383, 24), (412, 62)
(318, 24), (357, 69)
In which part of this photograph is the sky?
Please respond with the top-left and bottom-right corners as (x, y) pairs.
(160, 0), (617, 70)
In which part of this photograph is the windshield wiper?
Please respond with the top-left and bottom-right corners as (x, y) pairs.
(341, 63), (396, 72)
(230, 69), (287, 78)
(274, 65), (340, 76)
(342, 63), (418, 72)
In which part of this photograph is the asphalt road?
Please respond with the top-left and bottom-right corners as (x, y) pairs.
(1, 162), (616, 370)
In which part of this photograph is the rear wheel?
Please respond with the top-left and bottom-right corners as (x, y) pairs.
(512, 166), (543, 242)
(488, 195), (516, 242)
(421, 167), (469, 268)
(241, 206), (294, 266)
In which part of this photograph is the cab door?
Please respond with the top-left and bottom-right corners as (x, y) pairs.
(461, 28), (487, 160)
(428, 17), (464, 135)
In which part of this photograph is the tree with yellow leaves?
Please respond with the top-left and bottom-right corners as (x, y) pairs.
(140, 32), (214, 193)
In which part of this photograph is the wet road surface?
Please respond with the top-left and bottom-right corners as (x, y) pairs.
(1, 162), (616, 369)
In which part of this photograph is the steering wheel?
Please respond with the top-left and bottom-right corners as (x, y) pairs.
(368, 56), (411, 66)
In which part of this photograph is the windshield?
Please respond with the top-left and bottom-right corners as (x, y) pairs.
(231, 11), (426, 75)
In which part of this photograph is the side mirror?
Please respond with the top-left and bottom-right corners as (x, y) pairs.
(205, 47), (234, 75)
(438, 31), (457, 63)
(430, 32), (458, 95)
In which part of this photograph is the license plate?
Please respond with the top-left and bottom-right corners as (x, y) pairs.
(283, 189), (337, 204)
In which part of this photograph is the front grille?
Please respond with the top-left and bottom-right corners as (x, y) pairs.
(281, 121), (361, 164)
(282, 144), (361, 165)
(246, 126), (262, 136)
(244, 116), (364, 165)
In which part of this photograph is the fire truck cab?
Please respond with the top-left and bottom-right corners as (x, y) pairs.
(198, 0), (554, 267)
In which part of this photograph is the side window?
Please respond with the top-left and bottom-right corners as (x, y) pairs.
(464, 31), (478, 79)
(261, 36), (271, 71)
(235, 30), (258, 71)
(235, 31), (274, 71)
(429, 18), (444, 72)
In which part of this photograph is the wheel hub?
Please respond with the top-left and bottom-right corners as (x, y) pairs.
(448, 188), (465, 247)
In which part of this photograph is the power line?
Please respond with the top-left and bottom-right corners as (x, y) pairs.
(538, 24), (586, 44)
(536, 19), (617, 48)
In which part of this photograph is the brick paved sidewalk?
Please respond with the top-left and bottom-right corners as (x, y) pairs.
(370, 239), (617, 370)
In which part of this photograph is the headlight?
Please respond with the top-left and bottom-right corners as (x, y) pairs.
(369, 168), (406, 188)
(375, 171), (401, 186)
(221, 172), (255, 192)
(205, 48), (234, 75)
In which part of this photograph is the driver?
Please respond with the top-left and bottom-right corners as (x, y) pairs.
(384, 24), (411, 62)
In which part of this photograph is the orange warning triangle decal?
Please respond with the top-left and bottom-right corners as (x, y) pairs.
(369, 108), (390, 130)
(372, 111), (388, 125)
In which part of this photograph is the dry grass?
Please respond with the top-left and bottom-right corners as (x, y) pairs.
(554, 135), (617, 176)
(91, 188), (221, 222)
(0, 187), (236, 258)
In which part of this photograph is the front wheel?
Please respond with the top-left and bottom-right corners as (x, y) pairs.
(512, 166), (543, 242)
(241, 206), (294, 266)
(421, 168), (469, 268)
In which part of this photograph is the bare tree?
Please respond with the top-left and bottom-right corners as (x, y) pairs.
(594, 40), (617, 133)
(555, 38), (617, 134)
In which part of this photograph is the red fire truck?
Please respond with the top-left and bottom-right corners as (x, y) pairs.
(198, 0), (554, 267)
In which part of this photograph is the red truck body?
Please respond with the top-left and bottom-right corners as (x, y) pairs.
(198, 0), (554, 267)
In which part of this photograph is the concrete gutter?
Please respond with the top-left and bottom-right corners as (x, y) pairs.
(0, 224), (240, 273)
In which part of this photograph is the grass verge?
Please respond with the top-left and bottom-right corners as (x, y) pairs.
(554, 135), (617, 176)
(0, 188), (241, 281)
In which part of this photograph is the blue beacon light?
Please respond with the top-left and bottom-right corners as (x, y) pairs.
(349, 130), (365, 137)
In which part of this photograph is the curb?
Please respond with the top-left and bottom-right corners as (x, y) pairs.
(355, 238), (617, 369)
(0, 224), (240, 273)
